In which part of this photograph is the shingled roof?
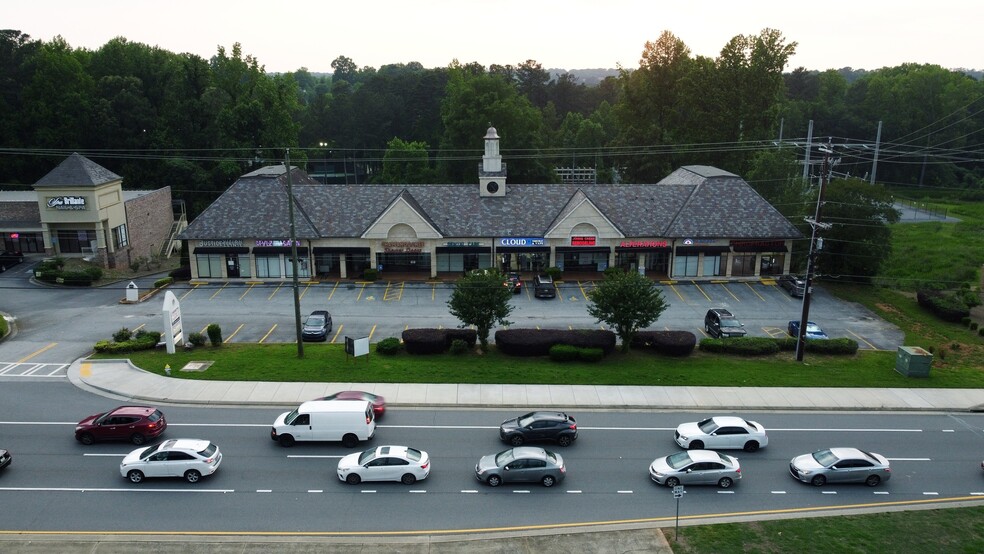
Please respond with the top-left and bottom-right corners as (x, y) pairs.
(34, 153), (122, 187)
(180, 165), (801, 241)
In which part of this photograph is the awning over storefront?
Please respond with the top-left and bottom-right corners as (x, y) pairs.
(193, 247), (250, 254)
(674, 245), (731, 255)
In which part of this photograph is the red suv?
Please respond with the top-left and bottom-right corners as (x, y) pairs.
(75, 406), (167, 445)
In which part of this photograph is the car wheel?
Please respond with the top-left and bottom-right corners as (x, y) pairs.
(665, 477), (680, 487)
(541, 475), (556, 487)
(743, 441), (759, 453)
(184, 469), (201, 483)
(130, 433), (146, 445)
(718, 477), (734, 489)
(811, 475), (826, 486)
(127, 470), (144, 484)
(342, 434), (359, 448)
(509, 435), (524, 447)
(688, 440), (704, 450)
(278, 434), (295, 447)
(346, 473), (361, 485)
(401, 473), (416, 485)
(865, 475), (881, 487)
(557, 435), (573, 447)
(487, 475), (502, 487)
(78, 433), (95, 445)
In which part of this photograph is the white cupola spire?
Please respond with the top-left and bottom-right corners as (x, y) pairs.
(479, 125), (507, 197)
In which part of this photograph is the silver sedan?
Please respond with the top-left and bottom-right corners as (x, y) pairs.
(674, 416), (769, 452)
(475, 446), (566, 488)
(650, 450), (741, 488)
(789, 447), (891, 486)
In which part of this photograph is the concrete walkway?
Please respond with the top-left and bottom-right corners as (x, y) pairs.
(71, 359), (984, 412)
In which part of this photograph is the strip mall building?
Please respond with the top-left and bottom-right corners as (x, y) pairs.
(179, 128), (802, 281)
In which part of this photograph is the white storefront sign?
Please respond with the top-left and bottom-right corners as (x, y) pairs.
(161, 291), (184, 354)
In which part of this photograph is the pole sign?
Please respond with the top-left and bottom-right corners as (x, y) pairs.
(161, 291), (184, 354)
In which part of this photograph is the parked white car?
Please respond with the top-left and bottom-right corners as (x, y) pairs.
(337, 445), (430, 485)
(120, 439), (222, 483)
(674, 416), (768, 452)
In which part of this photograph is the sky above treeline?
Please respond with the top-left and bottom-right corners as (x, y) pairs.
(8, 0), (982, 74)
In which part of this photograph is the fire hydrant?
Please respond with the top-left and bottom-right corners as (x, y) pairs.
(164, 364), (171, 376)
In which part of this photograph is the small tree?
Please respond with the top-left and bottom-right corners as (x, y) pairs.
(206, 323), (223, 346)
(587, 269), (669, 353)
(447, 268), (513, 351)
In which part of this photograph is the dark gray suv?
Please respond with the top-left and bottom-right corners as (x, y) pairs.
(704, 308), (746, 338)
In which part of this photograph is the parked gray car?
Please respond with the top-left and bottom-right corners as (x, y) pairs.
(649, 449), (741, 488)
(778, 274), (806, 297)
(789, 447), (891, 486)
(475, 446), (566, 487)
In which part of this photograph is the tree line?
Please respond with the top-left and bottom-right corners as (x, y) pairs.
(1, 28), (981, 282)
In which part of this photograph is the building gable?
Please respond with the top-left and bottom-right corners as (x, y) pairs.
(544, 190), (625, 240)
(361, 190), (443, 240)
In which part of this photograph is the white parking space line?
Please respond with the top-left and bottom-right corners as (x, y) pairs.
(82, 453), (127, 457)
(971, 492), (984, 496)
(771, 491), (786, 494)
(943, 429), (955, 432)
(361, 490), (376, 493)
(821, 491), (837, 494)
(287, 455), (343, 459)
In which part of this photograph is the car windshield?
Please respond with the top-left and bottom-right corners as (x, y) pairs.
(812, 449), (839, 467)
(697, 418), (719, 433)
(198, 443), (217, 457)
(517, 413), (536, 427)
(720, 319), (741, 328)
(139, 443), (162, 459)
(666, 451), (694, 470)
(284, 408), (300, 425)
(545, 450), (558, 464)
(148, 411), (162, 422)
(358, 449), (377, 465)
(806, 324), (823, 333)
(495, 449), (516, 466)
(305, 316), (324, 326)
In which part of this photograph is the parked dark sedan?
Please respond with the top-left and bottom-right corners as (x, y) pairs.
(0, 448), (10, 471)
(503, 272), (523, 294)
(301, 310), (332, 341)
(0, 250), (24, 272)
(499, 411), (577, 447)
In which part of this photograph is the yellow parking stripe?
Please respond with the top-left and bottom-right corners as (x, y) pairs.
(847, 328), (878, 349)
(223, 324), (244, 343)
(721, 283), (740, 301)
(239, 283), (256, 300)
(692, 281), (711, 301)
(329, 325), (342, 344)
(268, 282), (283, 300)
(368, 324), (377, 340)
(744, 281), (766, 301)
(326, 281), (339, 302)
(18, 343), (57, 363)
(259, 324), (277, 343)
(209, 283), (228, 299)
(179, 283), (199, 301)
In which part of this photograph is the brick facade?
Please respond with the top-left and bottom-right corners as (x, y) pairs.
(123, 187), (174, 264)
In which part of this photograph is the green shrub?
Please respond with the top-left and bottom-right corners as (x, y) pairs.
(700, 337), (781, 356)
(549, 344), (579, 362)
(363, 268), (378, 281)
(170, 266), (191, 281)
(449, 339), (469, 355)
(979, 328), (984, 337)
(153, 277), (173, 288)
(971, 322), (979, 331)
(402, 328), (447, 354)
(84, 267), (103, 281)
(113, 327), (133, 342)
(962, 317), (972, 327)
(92, 331), (161, 353)
(206, 323), (223, 346)
(578, 347), (605, 362)
(188, 332), (207, 347)
(544, 266), (563, 281)
(129, 260), (141, 271)
(376, 337), (401, 355)
(0, 315), (9, 338)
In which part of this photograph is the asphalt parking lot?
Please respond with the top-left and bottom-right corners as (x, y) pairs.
(154, 278), (903, 350)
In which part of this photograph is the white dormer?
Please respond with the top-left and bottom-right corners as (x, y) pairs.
(479, 126), (507, 197)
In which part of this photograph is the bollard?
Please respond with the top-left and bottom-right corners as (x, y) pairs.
(164, 364), (171, 376)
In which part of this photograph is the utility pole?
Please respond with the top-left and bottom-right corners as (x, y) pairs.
(795, 143), (833, 362)
(285, 149), (304, 358)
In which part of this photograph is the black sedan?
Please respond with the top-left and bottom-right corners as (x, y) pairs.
(0, 250), (24, 272)
(499, 411), (577, 447)
(301, 310), (332, 341)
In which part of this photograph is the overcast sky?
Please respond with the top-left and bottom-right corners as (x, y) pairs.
(8, 1), (982, 74)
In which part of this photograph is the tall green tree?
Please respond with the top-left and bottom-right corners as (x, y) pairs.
(447, 269), (514, 351)
(587, 269), (669, 352)
(815, 179), (899, 281)
(379, 137), (434, 183)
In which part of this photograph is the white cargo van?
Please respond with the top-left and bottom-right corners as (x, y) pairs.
(271, 400), (376, 448)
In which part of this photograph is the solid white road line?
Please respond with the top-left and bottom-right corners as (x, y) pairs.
(0, 487), (233, 493)
(82, 453), (127, 457)
(287, 455), (343, 459)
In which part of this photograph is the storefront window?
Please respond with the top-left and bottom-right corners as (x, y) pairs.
(731, 254), (757, 277)
(55, 230), (97, 253)
(255, 255), (281, 278)
(112, 225), (128, 248)
(286, 256), (311, 278)
(703, 255), (726, 277)
(759, 254), (785, 276)
(315, 253), (339, 276)
(672, 255), (699, 277)
(347, 253), (371, 277)
(195, 254), (224, 278)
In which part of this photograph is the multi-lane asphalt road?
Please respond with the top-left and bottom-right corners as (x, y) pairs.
(2, 382), (984, 533)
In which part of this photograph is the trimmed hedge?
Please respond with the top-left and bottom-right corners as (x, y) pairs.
(630, 331), (698, 357)
(700, 336), (859, 356)
(93, 330), (162, 353)
(401, 328), (447, 354)
(170, 266), (191, 281)
(494, 328), (617, 357)
(444, 328), (477, 349)
(376, 337), (401, 355)
(153, 277), (173, 288)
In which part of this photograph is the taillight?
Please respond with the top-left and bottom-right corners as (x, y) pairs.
(560, 466), (566, 473)
(736, 468), (741, 474)
(421, 462), (429, 470)
(569, 424), (576, 430)
(147, 423), (157, 429)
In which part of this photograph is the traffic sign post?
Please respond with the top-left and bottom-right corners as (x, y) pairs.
(672, 485), (685, 540)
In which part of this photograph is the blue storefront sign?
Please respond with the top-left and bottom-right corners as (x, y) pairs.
(496, 237), (545, 247)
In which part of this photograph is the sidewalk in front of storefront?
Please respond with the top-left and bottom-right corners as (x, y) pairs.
(70, 358), (984, 412)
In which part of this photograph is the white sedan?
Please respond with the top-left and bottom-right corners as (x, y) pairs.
(120, 438), (222, 483)
(674, 416), (768, 452)
(337, 445), (430, 485)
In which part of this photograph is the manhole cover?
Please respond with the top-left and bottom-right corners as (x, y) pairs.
(180, 361), (214, 372)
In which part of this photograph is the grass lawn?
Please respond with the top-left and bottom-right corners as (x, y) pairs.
(667, 505), (984, 553)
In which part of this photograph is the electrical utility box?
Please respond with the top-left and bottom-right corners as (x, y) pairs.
(895, 346), (933, 377)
